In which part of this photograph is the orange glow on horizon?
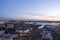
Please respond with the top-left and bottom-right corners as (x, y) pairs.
(25, 16), (60, 21)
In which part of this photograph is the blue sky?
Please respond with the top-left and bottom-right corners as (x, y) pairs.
(0, 0), (60, 19)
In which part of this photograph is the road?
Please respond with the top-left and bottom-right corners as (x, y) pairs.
(41, 29), (53, 40)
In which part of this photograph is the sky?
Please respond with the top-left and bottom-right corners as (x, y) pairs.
(0, 0), (60, 20)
